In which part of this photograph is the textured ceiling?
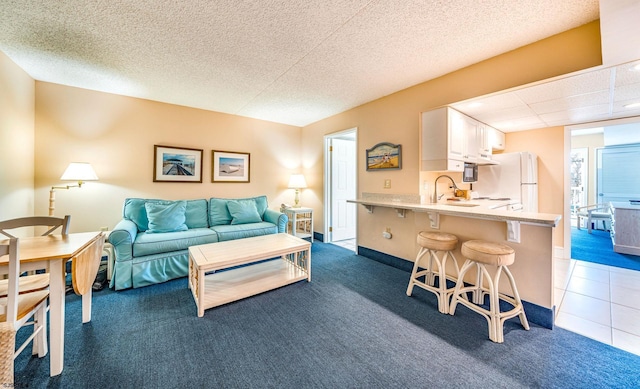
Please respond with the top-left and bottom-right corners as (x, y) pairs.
(0, 0), (600, 127)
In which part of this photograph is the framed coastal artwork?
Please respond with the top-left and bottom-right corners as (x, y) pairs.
(212, 150), (250, 183)
(366, 142), (402, 171)
(153, 145), (203, 183)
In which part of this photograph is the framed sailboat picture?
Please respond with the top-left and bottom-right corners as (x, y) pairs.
(212, 150), (250, 183)
(366, 142), (402, 171)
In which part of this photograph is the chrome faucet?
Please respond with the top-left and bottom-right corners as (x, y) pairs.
(433, 175), (459, 202)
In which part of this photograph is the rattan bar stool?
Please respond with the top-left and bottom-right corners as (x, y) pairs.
(406, 231), (460, 314)
(449, 239), (529, 343)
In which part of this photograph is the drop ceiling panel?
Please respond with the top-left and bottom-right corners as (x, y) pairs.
(515, 69), (612, 104)
(488, 116), (547, 132)
(529, 90), (611, 114)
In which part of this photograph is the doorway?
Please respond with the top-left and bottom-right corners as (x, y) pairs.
(324, 128), (357, 251)
(570, 147), (588, 227)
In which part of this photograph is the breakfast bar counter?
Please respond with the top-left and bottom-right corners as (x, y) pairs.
(348, 193), (562, 329)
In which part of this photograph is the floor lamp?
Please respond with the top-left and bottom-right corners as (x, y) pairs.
(49, 162), (99, 216)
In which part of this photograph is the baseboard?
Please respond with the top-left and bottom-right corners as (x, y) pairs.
(554, 245), (565, 259)
(357, 245), (555, 330)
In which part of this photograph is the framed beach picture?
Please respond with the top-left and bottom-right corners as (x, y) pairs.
(212, 150), (250, 183)
(366, 142), (402, 171)
(153, 145), (203, 182)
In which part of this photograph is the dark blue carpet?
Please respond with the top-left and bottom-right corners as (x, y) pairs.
(571, 227), (640, 271)
(14, 242), (640, 388)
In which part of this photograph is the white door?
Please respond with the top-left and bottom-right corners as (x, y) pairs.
(597, 145), (640, 204)
(330, 138), (356, 241)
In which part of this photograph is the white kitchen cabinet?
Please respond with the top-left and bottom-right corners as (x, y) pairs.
(476, 122), (493, 162)
(489, 127), (506, 151)
(421, 107), (478, 172)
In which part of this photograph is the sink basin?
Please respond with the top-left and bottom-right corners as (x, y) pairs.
(445, 202), (479, 207)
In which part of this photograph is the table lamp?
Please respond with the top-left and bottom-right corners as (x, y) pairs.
(288, 174), (307, 208)
(49, 162), (99, 216)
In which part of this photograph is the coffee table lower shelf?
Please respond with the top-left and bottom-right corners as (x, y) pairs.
(196, 259), (308, 313)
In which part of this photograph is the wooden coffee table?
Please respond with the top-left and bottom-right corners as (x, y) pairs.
(188, 233), (311, 317)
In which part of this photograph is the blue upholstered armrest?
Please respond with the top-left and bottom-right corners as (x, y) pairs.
(263, 209), (288, 233)
(108, 219), (138, 263)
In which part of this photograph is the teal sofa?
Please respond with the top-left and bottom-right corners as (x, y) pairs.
(108, 196), (288, 290)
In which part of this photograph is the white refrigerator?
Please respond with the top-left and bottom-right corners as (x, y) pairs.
(473, 152), (538, 212)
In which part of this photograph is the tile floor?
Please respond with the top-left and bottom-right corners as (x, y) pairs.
(330, 238), (356, 252)
(555, 257), (640, 356)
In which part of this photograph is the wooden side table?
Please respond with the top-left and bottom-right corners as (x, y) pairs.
(284, 207), (314, 242)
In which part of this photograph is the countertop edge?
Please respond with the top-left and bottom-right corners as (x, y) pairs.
(348, 199), (561, 227)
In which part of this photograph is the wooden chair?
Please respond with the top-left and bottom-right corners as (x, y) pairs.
(0, 322), (15, 386)
(0, 238), (49, 381)
(576, 204), (611, 234)
(0, 216), (71, 296)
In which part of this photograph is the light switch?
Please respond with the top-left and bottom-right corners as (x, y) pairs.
(384, 179), (391, 189)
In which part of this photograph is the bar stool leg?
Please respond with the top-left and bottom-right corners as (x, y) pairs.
(502, 266), (530, 331)
(406, 247), (429, 296)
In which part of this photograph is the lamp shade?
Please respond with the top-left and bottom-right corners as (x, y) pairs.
(288, 174), (307, 189)
(60, 162), (99, 182)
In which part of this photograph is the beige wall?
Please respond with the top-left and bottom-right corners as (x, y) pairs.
(504, 127), (565, 246)
(34, 83), (302, 233)
(0, 51), (35, 230)
(571, 132), (604, 205)
(302, 21), (601, 260)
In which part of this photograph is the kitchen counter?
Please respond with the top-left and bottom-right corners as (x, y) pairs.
(350, 193), (562, 329)
(347, 197), (561, 243)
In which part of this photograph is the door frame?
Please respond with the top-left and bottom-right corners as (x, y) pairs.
(565, 116), (640, 259)
(324, 127), (358, 244)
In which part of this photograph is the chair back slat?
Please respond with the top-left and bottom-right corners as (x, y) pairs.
(1, 239), (20, 324)
(0, 216), (71, 238)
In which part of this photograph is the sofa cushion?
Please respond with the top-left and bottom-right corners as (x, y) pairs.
(184, 199), (209, 229)
(132, 228), (219, 257)
(145, 201), (188, 233)
(210, 222), (278, 241)
(227, 199), (262, 225)
(208, 196), (268, 226)
(124, 198), (209, 231)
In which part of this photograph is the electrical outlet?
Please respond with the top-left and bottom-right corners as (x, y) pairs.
(384, 179), (391, 189)
(100, 226), (108, 232)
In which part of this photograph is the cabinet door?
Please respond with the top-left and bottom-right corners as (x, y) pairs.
(490, 127), (505, 150)
(447, 109), (466, 160)
(477, 123), (491, 158)
(462, 114), (478, 162)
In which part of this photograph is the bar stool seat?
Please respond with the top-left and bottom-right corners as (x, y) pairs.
(406, 231), (460, 314)
(449, 239), (529, 343)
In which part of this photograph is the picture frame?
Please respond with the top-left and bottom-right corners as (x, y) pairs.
(366, 142), (402, 171)
(212, 150), (250, 183)
(153, 145), (203, 183)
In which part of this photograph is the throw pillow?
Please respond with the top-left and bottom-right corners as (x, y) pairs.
(145, 201), (188, 233)
(227, 200), (262, 225)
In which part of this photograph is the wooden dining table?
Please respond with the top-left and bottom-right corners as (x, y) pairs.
(0, 231), (103, 376)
